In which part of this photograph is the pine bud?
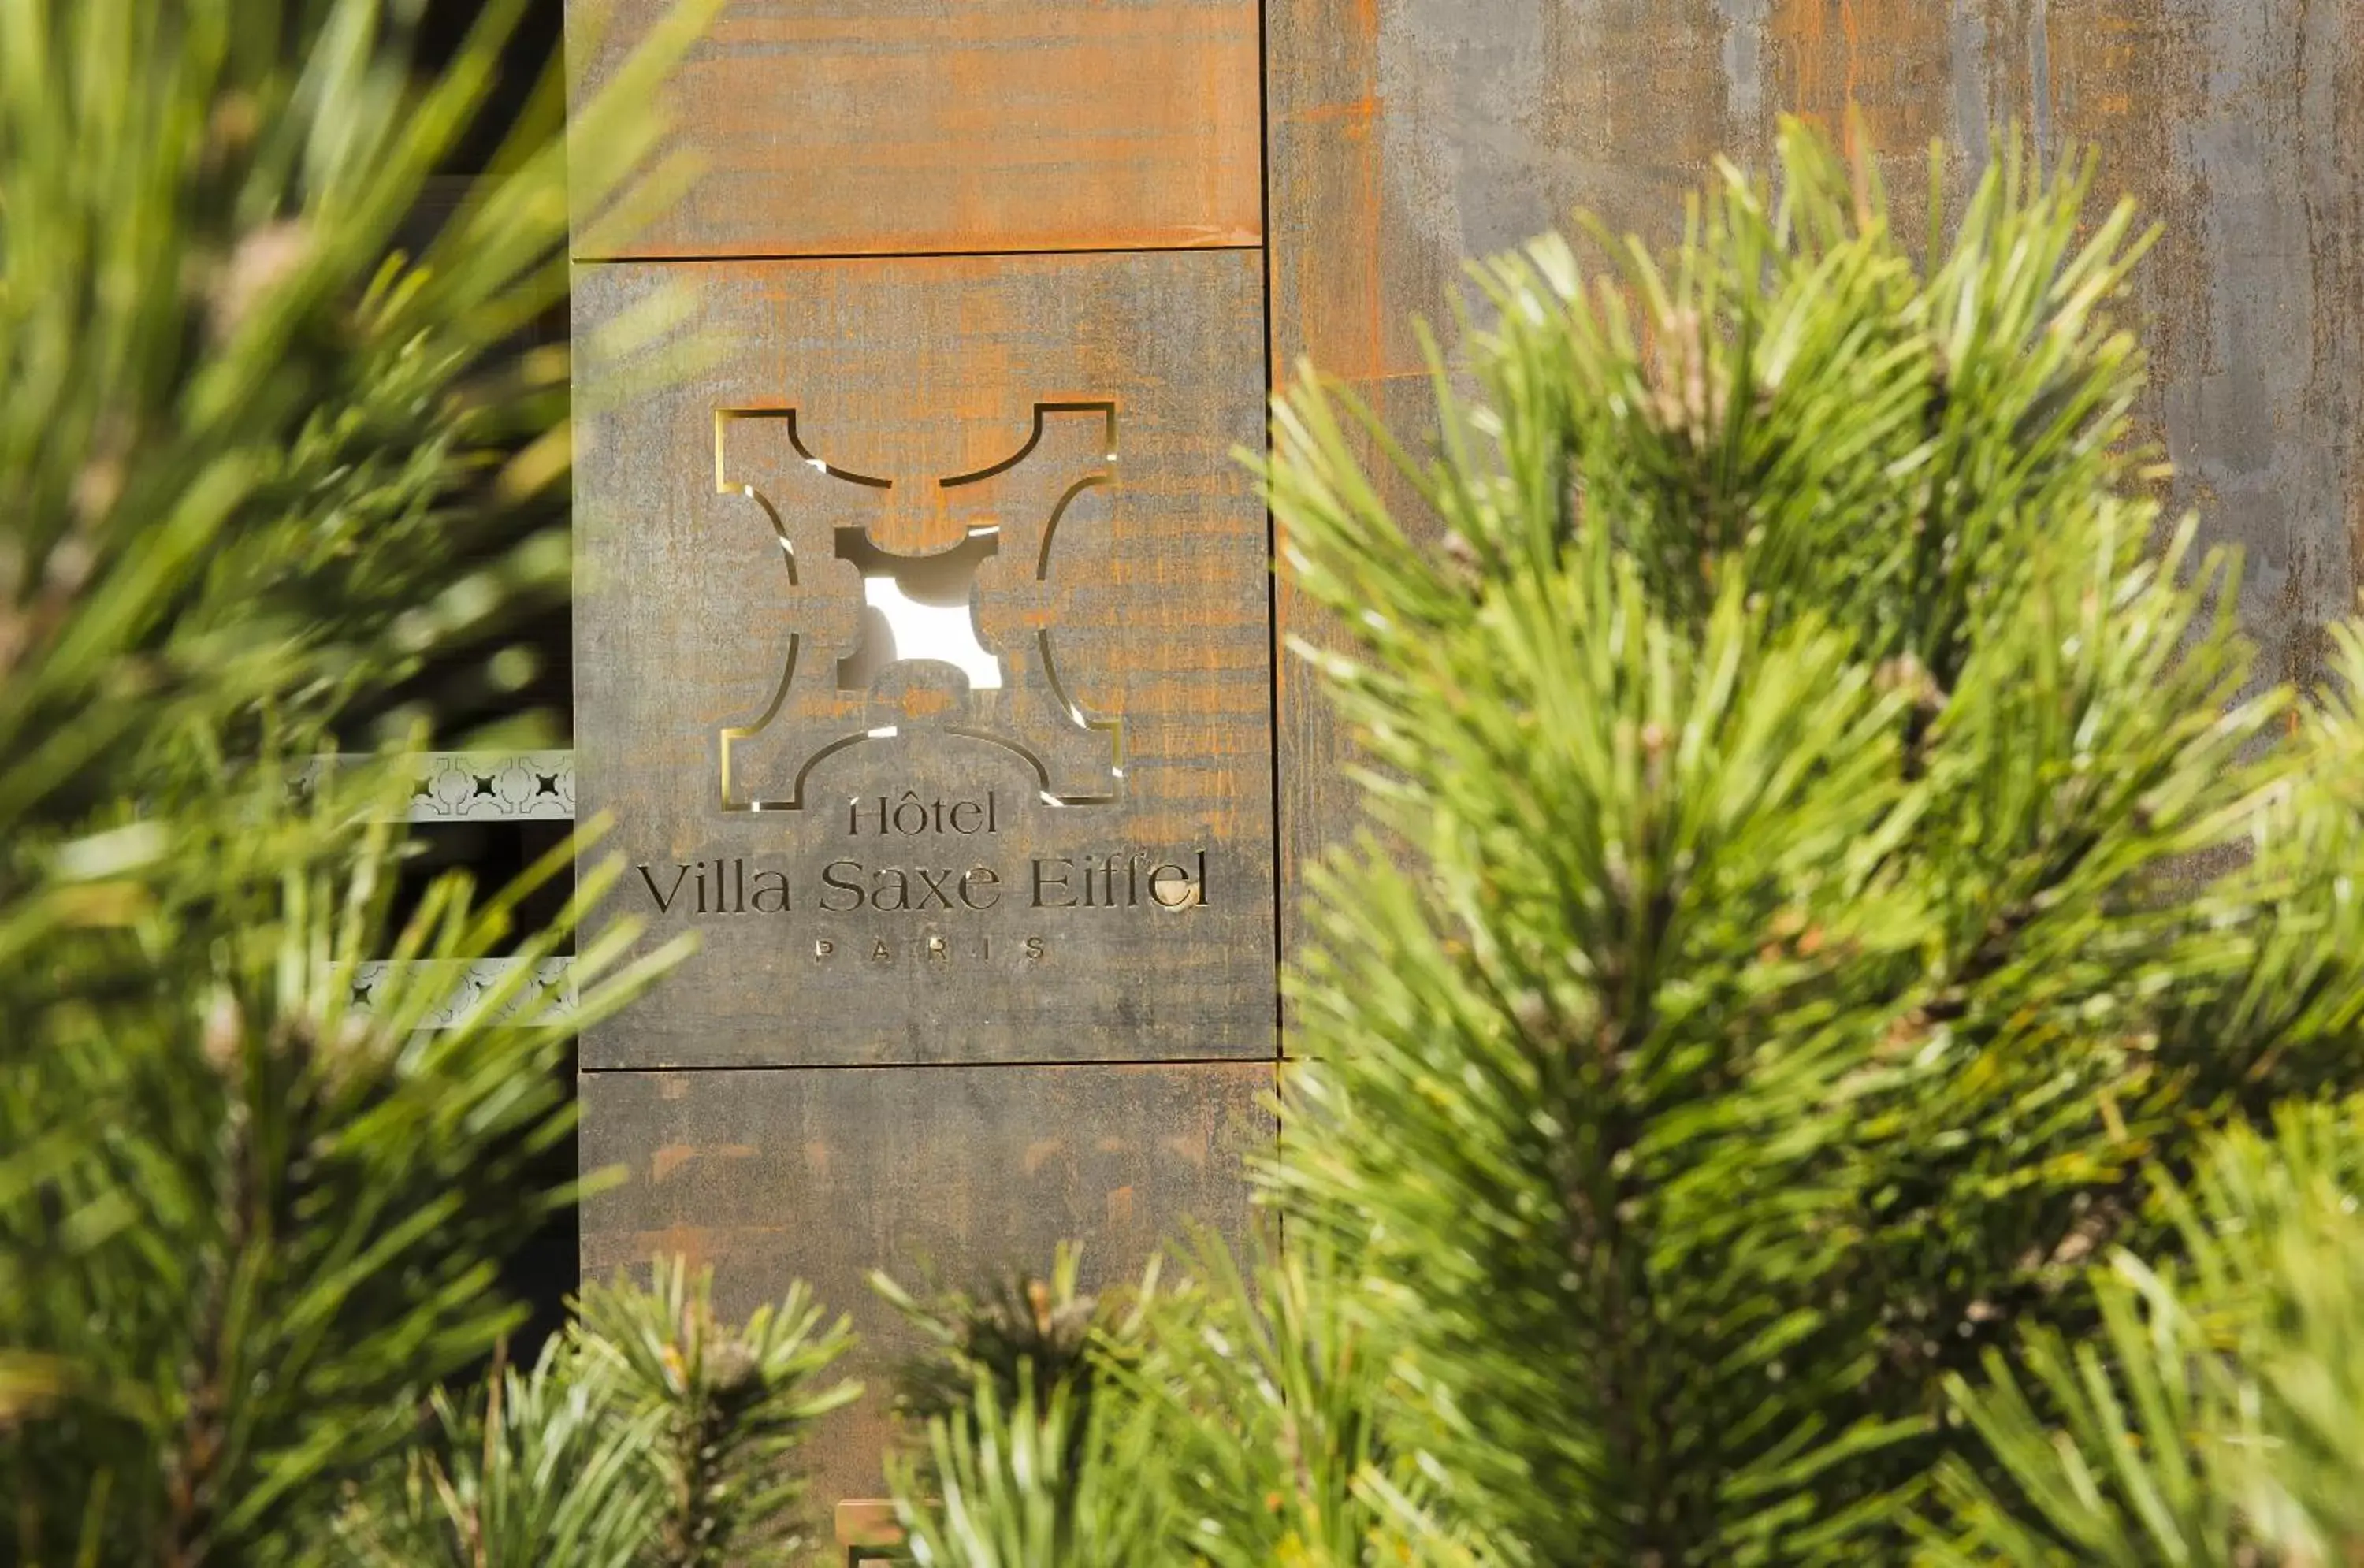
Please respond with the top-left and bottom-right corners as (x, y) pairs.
(1440, 529), (1481, 589)
(708, 1342), (759, 1398)
(210, 222), (312, 341)
(201, 991), (244, 1076)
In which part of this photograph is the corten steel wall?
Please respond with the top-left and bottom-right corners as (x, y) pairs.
(1269, 0), (2364, 946)
(571, 0), (2364, 1514)
(565, 0), (1275, 1514)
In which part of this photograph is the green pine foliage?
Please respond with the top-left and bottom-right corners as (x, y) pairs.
(336, 1260), (857, 1568)
(335, 1336), (671, 1568)
(891, 1366), (1174, 1568)
(871, 1240), (1137, 1518)
(885, 1235), (1442, 1566)
(0, 1), (724, 1561)
(1259, 120), (2364, 1562)
(572, 1260), (859, 1567)
(16, 6), (2364, 1556)
(1927, 1068), (2364, 1562)
(887, 1235), (1474, 1567)
(872, 1244), (1111, 1444)
(1107, 1230), (1441, 1567)
(890, 122), (2364, 1565)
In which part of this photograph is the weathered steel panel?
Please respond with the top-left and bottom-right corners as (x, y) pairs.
(566, 0), (1263, 260)
(1268, 0), (2364, 998)
(571, 249), (1276, 1068)
(578, 1061), (1275, 1516)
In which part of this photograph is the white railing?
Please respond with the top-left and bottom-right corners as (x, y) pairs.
(322, 750), (577, 822)
(347, 752), (579, 1027)
(349, 956), (578, 1029)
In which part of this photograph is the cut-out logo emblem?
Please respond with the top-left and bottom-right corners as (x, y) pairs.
(711, 402), (1123, 810)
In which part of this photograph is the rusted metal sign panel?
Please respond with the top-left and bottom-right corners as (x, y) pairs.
(572, 249), (1275, 1068)
(1266, 0), (2364, 991)
(579, 1061), (1274, 1513)
(567, 0), (1263, 260)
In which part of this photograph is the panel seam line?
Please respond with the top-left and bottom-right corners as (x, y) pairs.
(571, 240), (1267, 266)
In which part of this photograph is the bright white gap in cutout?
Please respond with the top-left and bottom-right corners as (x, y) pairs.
(836, 526), (1004, 692)
(860, 575), (1002, 690)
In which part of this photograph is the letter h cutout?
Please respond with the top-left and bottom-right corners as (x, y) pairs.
(711, 403), (1122, 810)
